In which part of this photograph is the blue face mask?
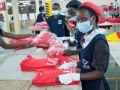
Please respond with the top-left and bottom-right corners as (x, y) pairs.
(77, 19), (93, 33)
(71, 16), (77, 22)
(42, 11), (46, 17)
(0, 21), (4, 28)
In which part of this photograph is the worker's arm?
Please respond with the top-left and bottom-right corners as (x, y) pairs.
(80, 70), (104, 80)
(64, 18), (74, 36)
(63, 49), (81, 56)
(2, 32), (35, 39)
(0, 38), (31, 49)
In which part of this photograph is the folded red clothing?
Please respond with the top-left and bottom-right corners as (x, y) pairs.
(46, 44), (66, 57)
(32, 68), (79, 86)
(31, 32), (57, 48)
(57, 55), (80, 65)
(28, 26), (41, 30)
(35, 21), (47, 27)
(20, 55), (59, 71)
(10, 38), (33, 50)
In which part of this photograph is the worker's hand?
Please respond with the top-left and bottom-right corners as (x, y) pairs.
(31, 34), (37, 38)
(59, 62), (77, 70)
(56, 73), (80, 85)
(23, 43), (32, 48)
(63, 49), (74, 56)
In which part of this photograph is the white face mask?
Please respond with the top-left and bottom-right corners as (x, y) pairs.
(52, 10), (60, 16)
(0, 21), (4, 28)
(71, 16), (77, 21)
(77, 18), (93, 33)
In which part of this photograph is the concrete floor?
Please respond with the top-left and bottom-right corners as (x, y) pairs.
(2, 22), (120, 90)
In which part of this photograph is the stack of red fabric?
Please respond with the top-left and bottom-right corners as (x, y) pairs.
(31, 32), (57, 48)
(32, 68), (79, 86)
(20, 55), (59, 71)
(10, 38), (33, 50)
(110, 10), (120, 12)
(46, 44), (66, 57)
(57, 55), (80, 65)
(28, 26), (41, 31)
(99, 17), (120, 23)
(36, 21), (49, 29)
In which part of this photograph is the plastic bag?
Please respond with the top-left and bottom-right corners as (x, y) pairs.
(31, 31), (57, 48)
(10, 38), (33, 50)
(28, 26), (41, 31)
(46, 43), (66, 57)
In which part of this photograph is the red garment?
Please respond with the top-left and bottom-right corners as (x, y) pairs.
(20, 55), (59, 71)
(57, 55), (80, 65)
(68, 19), (73, 24)
(32, 68), (79, 86)
(28, 26), (41, 31)
(99, 17), (120, 23)
(69, 23), (76, 29)
(109, 6), (114, 10)
(10, 38), (32, 50)
(103, 7), (109, 12)
(46, 44), (66, 57)
(79, 2), (102, 19)
(31, 32), (57, 48)
(35, 21), (47, 27)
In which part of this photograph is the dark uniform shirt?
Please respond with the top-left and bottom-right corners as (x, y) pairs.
(46, 15), (70, 37)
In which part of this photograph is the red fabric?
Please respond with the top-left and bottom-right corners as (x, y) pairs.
(35, 21), (47, 27)
(57, 55), (80, 65)
(31, 32), (57, 48)
(103, 7), (109, 12)
(109, 6), (114, 10)
(20, 55), (59, 71)
(28, 26), (41, 31)
(69, 23), (76, 29)
(79, 2), (102, 19)
(0, 2), (6, 11)
(46, 44), (66, 57)
(42, 26), (49, 29)
(68, 19), (73, 24)
(99, 17), (120, 23)
(10, 38), (32, 50)
(32, 68), (79, 86)
(116, 32), (120, 39)
(110, 10), (120, 13)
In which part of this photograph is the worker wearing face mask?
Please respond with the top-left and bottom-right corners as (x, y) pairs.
(33, 6), (46, 34)
(63, 0), (83, 58)
(46, 3), (74, 37)
(0, 12), (35, 49)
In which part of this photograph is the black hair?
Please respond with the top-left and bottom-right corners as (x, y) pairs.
(39, 6), (44, 12)
(66, 0), (82, 9)
(78, 6), (98, 28)
(53, 3), (60, 8)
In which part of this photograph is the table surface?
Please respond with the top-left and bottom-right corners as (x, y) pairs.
(98, 22), (120, 26)
(1, 38), (120, 90)
(0, 37), (82, 90)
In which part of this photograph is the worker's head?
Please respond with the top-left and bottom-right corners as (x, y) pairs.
(77, 2), (101, 33)
(0, 12), (4, 28)
(52, 3), (61, 16)
(111, 2), (113, 5)
(66, 0), (82, 18)
(39, 6), (45, 12)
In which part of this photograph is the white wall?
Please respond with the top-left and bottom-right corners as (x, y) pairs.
(51, 0), (120, 12)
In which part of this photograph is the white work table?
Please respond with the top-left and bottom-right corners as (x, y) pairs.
(0, 43), (82, 90)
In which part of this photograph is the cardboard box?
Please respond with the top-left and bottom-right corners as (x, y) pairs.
(25, 20), (36, 29)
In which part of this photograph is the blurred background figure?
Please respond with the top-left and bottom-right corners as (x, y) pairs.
(33, 6), (46, 34)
